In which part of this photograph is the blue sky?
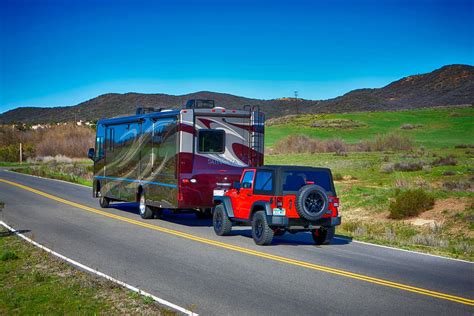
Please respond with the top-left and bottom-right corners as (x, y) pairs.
(0, 0), (473, 112)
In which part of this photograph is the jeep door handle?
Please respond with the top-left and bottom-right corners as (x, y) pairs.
(246, 193), (251, 197)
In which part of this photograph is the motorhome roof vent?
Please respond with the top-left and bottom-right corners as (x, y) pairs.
(136, 107), (162, 115)
(185, 99), (215, 109)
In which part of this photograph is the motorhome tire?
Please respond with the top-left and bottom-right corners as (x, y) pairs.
(99, 196), (110, 208)
(139, 193), (154, 219)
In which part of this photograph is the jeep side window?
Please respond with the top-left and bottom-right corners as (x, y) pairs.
(254, 170), (273, 194)
(241, 170), (255, 189)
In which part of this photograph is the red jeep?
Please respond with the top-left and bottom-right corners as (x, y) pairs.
(212, 165), (341, 245)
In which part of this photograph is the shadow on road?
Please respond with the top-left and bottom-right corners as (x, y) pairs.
(108, 202), (352, 246)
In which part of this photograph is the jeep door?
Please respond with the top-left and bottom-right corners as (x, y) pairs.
(231, 169), (255, 219)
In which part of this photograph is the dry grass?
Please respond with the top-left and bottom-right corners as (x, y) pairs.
(273, 133), (413, 154)
(431, 155), (457, 166)
(0, 125), (94, 161)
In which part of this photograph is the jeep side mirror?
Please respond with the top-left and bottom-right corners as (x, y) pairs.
(87, 148), (95, 160)
(233, 181), (241, 190)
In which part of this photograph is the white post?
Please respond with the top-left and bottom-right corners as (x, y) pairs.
(19, 143), (23, 164)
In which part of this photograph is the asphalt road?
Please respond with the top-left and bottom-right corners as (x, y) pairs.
(0, 169), (473, 315)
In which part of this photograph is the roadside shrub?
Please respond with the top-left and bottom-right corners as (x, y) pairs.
(431, 155), (457, 167)
(0, 251), (19, 261)
(400, 124), (422, 130)
(380, 163), (394, 174)
(0, 143), (35, 162)
(326, 139), (347, 155)
(357, 133), (413, 152)
(35, 125), (94, 158)
(393, 161), (424, 172)
(273, 133), (414, 154)
(442, 181), (473, 192)
(454, 144), (474, 149)
(389, 189), (435, 219)
(311, 119), (365, 129)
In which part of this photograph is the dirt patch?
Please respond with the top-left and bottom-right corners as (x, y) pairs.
(417, 198), (467, 222)
(405, 198), (474, 237)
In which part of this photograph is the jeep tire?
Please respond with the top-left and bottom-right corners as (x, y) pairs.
(213, 205), (232, 236)
(312, 226), (335, 245)
(296, 184), (329, 221)
(139, 193), (154, 219)
(252, 211), (274, 246)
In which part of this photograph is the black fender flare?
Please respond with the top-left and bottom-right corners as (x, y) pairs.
(213, 196), (234, 218)
(250, 201), (273, 219)
(93, 178), (100, 198)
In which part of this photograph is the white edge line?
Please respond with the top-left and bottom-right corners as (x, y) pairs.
(2, 169), (471, 264)
(0, 220), (198, 316)
(334, 237), (473, 264)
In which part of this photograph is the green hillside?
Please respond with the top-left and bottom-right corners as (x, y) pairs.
(265, 106), (473, 148)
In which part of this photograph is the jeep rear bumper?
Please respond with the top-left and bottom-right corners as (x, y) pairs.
(267, 215), (341, 228)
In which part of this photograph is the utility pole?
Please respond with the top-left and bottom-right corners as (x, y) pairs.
(294, 91), (299, 115)
(19, 143), (23, 164)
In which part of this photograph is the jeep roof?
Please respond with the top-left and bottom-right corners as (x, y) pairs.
(245, 165), (336, 196)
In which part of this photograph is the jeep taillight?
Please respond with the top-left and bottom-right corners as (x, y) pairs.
(328, 196), (339, 217)
(329, 197), (339, 207)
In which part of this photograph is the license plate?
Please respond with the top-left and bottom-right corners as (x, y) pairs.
(213, 189), (225, 196)
(273, 208), (286, 216)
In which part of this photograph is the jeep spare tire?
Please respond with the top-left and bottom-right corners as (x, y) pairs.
(295, 184), (329, 221)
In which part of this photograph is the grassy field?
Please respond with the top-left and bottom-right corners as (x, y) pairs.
(0, 226), (174, 314)
(265, 106), (474, 148)
(13, 162), (93, 186)
(266, 106), (473, 260)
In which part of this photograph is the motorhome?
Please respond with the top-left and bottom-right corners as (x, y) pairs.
(88, 99), (264, 219)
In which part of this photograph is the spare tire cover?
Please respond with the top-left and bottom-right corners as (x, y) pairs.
(295, 184), (329, 221)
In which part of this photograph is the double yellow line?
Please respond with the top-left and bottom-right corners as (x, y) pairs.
(1, 178), (473, 307)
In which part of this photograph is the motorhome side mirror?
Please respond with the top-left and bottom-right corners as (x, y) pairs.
(87, 148), (95, 160)
(233, 181), (241, 190)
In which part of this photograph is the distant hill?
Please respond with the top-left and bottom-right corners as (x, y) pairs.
(1, 64), (473, 124)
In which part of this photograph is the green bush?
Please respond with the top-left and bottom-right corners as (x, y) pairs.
(1, 251), (19, 261)
(389, 189), (435, 219)
(0, 144), (35, 162)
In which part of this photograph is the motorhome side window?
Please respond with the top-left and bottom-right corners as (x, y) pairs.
(198, 130), (225, 153)
(95, 136), (104, 158)
(107, 128), (114, 152)
(152, 117), (178, 177)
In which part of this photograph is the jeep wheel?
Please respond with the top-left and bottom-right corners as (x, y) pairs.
(252, 211), (274, 246)
(99, 196), (110, 208)
(296, 185), (329, 221)
(139, 193), (153, 219)
(213, 205), (232, 236)
(312, 226), (335, 245)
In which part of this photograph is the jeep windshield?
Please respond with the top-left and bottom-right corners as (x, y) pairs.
(281, 169), (335, 194)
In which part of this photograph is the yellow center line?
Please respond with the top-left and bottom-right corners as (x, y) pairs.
(1, 178), (473, 307)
